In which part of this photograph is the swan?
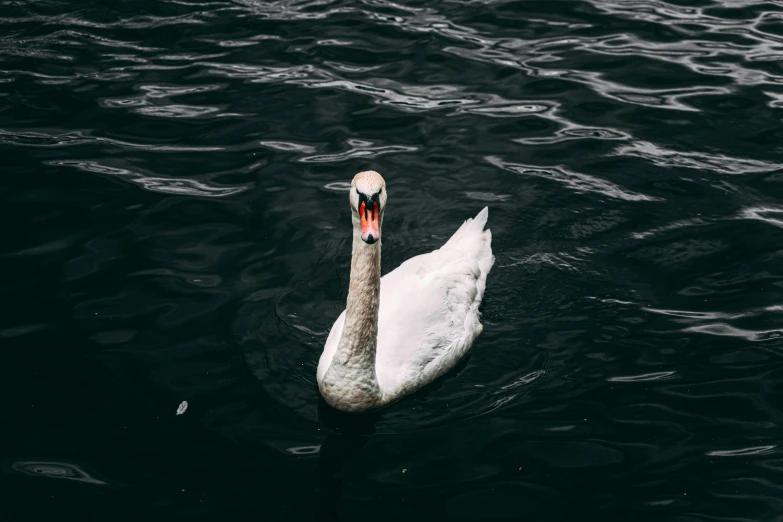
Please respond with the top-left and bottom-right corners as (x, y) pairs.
(316, 170), (494, 412)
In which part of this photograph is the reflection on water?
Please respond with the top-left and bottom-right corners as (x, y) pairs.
(315, 404), (378, 521)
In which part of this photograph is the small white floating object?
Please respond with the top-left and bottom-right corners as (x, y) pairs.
(176, 401), (188, 415)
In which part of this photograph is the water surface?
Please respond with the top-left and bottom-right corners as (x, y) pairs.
(2, 0), (783, 520)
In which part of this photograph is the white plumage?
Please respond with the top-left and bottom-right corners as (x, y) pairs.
(317, 171), (494, 412)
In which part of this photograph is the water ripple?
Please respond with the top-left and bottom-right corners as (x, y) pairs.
(0, 12), (208, 29)
(516, 126), (631, 145)
(644, 308), (746, 321)
(300, 142), (418, 163)
(631, 217), (714, 240)
(615, 141), (782, 175)
(50, 160), (249, 197)
(0, 128), (222, 152)
(323, 181), (352, 192)
(685, 323), (783, 342)
(500, 251), (590, 271)
(465, 191), (510, 202)
(739, 206), (783, 229)
(485, 156), (661, 202)
(135, 104), (224, 118)
(608, 371), (677, 382)
(707, 446), (777, 457)
(10, 461), (111, 486)
(259, 141), (317, 153)
(233, 0), (355, 20)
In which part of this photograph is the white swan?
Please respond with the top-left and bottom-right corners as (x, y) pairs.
(316, 171), (494, 412)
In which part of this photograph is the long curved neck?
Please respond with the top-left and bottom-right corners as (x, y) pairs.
(321, 215), (383, 411)
(341, 227), (381, 364)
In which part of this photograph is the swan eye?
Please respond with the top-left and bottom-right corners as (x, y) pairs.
(355, 189), (383, 215)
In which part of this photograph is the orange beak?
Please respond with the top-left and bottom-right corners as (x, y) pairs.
(360, 200), (380, 244)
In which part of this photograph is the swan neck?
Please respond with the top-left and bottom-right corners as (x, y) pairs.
(320, 217), (383, 411)
(340, 228), (381, 364)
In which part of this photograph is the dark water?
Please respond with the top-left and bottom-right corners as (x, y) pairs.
(3, 0), (783, 520)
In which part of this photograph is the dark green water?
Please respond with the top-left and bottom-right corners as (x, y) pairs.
(2, 0), (783, 520)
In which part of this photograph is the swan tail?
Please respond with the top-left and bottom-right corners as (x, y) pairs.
(442, 207), (494, 301)
(475, 228), (494, 301)
(442, 207), (488, 250)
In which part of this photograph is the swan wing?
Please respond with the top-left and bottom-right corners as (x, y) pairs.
(375, 207), (494, 398)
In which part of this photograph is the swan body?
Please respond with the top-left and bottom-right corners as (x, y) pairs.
(317, 171), (494, 412)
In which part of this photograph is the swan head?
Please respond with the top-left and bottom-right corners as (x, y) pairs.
(350, 170), (387, 245)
